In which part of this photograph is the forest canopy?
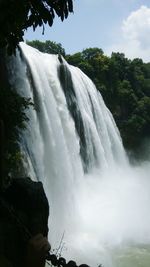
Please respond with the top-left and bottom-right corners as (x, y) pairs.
(28, 40), (150, 155)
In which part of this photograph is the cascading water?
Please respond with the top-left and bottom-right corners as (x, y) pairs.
(7, 43), (150, 267)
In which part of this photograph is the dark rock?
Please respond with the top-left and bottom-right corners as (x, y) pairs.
(0, 177), (49, 267)
(49, 254), (58, 266)
(57, 257), (66, 267)
(79, 264), (90, 267)
(67, 260), (77, 267)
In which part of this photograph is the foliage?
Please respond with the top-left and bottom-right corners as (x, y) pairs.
(0, 0), (73, 54)
(0, 87), (33, 177)
(27, 40), (66, 56)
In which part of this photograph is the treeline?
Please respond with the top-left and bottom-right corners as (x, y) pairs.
(27, 40), (150, 154)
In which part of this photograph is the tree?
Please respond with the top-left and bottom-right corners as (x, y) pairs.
(27, 40), (66, 56)
(82, 48), (103, 61)
(0, 0), (73, 54)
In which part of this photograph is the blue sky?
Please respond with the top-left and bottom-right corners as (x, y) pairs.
(25, 0), (150, 62)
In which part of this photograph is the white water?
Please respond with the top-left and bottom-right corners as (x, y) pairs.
(8, 43), (150, 267)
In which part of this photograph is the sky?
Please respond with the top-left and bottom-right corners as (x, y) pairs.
(25, 0), (150, 62)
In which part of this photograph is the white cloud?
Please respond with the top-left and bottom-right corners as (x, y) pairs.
(106, 5), (150, 62)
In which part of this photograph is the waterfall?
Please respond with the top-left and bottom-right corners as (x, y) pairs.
(7, 43), (150, 267)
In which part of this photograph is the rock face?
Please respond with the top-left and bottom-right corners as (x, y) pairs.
(0, 119), (4, 189)
(0, 49), (9, 89)
(0, 177), (49, 267)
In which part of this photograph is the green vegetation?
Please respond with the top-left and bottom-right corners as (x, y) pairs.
(0, 86), (33, 180)
(0, 0), (73, 54)
(28, 41), (150, 154)
(27, 40), (66, 56)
